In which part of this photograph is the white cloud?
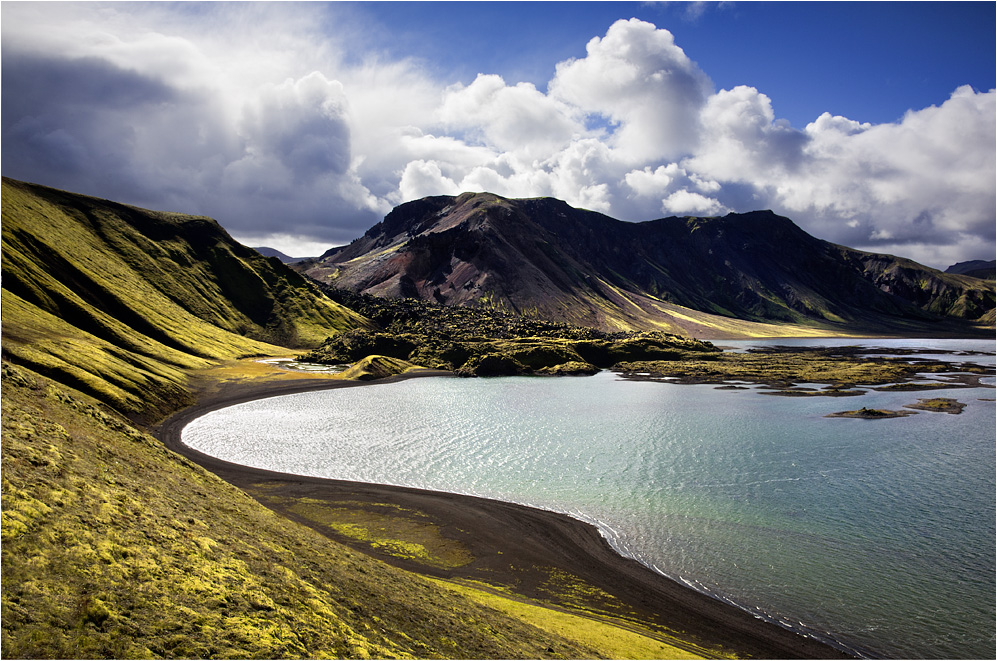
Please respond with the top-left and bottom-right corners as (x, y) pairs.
(549, 18), (713, 163)
(625, 164), (680, 197)
(688, 85), (808, 183)
(1, 7), (993, 268)
(398, 160), (462, 201)
(662, 190), (729, 216)
(439, 74), (585, 161)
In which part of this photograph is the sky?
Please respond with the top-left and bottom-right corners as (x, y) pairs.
(2, 1), (995, 269)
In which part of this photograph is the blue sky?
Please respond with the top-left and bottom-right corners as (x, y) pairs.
(2, 1), (994, 267)
(349, 1), (995, 127)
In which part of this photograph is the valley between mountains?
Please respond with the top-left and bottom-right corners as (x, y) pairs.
(2, 177), (993, 659)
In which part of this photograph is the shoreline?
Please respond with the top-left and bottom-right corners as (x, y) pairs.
(155, 370), (856, 659)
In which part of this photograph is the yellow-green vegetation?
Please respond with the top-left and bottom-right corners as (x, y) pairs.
(431, 579), (723, 660)
(1, 363), (602, 659)
(261, 495), (474, 569)
(1, 178), (368, 420)
(614, 345), (989, 389)
(825, 407), (917, 419)
(337, 355), (426, 381)
(903, 397), (968, 414)
(301, 289), (720, 376)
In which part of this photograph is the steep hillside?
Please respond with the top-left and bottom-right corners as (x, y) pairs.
(1, 178), (369, 420)
(298, 192), (994, 337)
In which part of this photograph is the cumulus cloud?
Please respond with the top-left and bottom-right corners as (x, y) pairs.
(398, 160), (462, 201)
(549, 18), (713, 163)
(683, 85), (996, 263)
(0, 2), (388, 252)
(688, 85), (809, 182)
(1, 6), (993, 266)
(439, 74), (585, 161)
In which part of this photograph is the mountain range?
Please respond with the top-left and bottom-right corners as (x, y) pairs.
(297, 192), (995, 338)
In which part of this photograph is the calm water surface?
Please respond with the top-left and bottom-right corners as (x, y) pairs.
(184, 339), (996, 659)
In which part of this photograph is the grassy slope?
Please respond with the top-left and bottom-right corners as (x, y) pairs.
(1, 178), (367, 420)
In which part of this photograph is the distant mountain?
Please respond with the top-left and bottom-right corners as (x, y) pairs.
(1, 178), (368, 419)
(945, 260), (996, 280)
(253, 246), (308, 263)
(297, 192), (995, 338)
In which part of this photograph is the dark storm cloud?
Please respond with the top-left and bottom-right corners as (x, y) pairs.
(1, 50), (381, 252)
(1, 54), (177, 193)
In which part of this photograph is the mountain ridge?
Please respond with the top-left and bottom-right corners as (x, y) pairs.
(945, 259), (996, 280)
(1, 177), (370, 420)
(298, 192), (994, 338)
(253, 246), (308, 263)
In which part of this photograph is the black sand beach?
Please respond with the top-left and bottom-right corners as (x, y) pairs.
(155, 371), (854, 659)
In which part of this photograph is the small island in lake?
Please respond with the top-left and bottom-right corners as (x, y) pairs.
(826, 407), (919, 419)
(904, 398), (968, 414)
(828, 397), (971, 418)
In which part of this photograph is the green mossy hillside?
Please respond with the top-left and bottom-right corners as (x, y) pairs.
(1, 363), (599, 660)
(1, 178), (369, 420)
(301, 289), (720, 376)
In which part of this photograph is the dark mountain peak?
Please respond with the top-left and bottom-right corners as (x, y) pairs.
(297, 193), (994, 337)
(946, 260), (996, 280)
(253, 246), (305, 263)
(372, 194), (455, 240)
(718, 209), (812, 242)
(367, 191), (525, 245)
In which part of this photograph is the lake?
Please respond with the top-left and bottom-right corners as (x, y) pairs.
(183, 339), (995, 659)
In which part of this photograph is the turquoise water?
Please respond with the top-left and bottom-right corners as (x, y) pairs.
(183, 340), (996, 659)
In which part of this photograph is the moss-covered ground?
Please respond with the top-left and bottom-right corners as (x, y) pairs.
(1, 178), (368, 422)
(614, 345), (995, 392)
(300, 289), (721, 376)
(430, 579), (723, 660)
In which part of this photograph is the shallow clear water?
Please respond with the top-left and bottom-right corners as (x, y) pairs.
(184, 340), (996, 659)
